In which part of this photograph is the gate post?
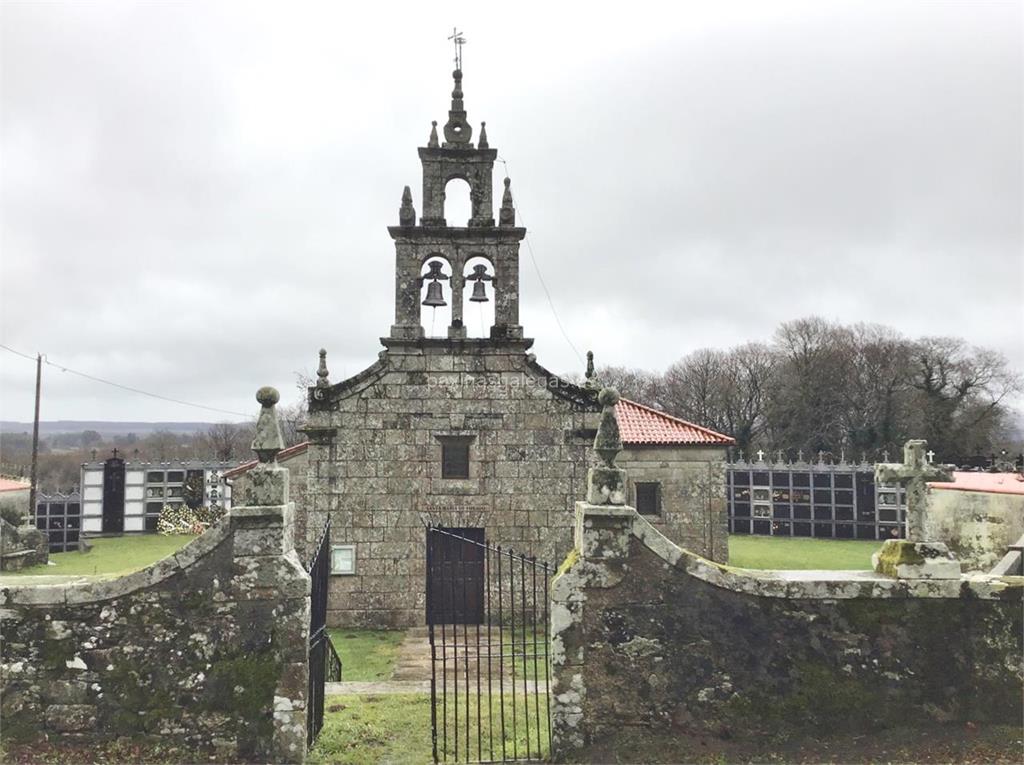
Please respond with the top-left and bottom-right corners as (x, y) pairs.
(550, 388), (637, 759)
(228, 387), (312, 762)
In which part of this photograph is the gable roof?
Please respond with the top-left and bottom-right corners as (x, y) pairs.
(223, 441), (310, 480)
(615, 398), (735, 446)
(0, 477), (30, 493)
(928, 471), (1024, 496)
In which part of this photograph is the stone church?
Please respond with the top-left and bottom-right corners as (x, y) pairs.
(302, 65), (733, 627)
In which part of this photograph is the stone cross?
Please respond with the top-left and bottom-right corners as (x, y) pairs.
(449, 27), (466, 70)
(874, 439), (953, 542)
(926, 449), (935, 464)
(756, 449), (765, 462)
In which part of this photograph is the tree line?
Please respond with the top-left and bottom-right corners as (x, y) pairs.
(597, 317), (1022, 464)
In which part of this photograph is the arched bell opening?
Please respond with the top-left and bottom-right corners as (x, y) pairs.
(420, 257), (453, 337)
(462, 256), (496, 338)
(443, 178), (472, 227)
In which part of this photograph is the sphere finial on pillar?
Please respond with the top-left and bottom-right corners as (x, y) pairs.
(252, 386), (284, 464)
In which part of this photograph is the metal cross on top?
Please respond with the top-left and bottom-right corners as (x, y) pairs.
(875, 439), (953, 542)
(449, 27), (466, 71)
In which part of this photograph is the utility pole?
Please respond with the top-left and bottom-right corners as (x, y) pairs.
(27, 353), (41, 523)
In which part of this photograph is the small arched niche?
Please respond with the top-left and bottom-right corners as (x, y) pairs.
(420, 256), (453, 337)
(444, 178), (472, 227)
(462, 256), (496, 338)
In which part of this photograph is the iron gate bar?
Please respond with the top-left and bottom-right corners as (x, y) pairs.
(509, 547), (518, 762)
(428, 525), (438, 764)
(497, 545), (506, 763)
(519, 553), (529, 760)
(426, 526), (551, 763)
(536, 561), (544, 757)
(485, 543), (494, 763)
(306, 516), (340, 747)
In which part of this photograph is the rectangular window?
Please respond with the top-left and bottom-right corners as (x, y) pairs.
(146, 471), (165, 483)
(440, 438), (472, 479)
(331, 545), (356, 575)
(167, 471), (185, 483)
(635, 482), (661, 516)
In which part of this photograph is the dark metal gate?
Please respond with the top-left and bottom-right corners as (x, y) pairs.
(306, 517), (342, 747)
(426, 525), (552, 764)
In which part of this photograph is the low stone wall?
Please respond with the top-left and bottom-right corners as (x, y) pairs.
(0, 494), (310, 761)
(550, 505), (1024, 759)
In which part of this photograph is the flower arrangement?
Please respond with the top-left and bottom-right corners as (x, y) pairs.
(156, 503), (225, 535)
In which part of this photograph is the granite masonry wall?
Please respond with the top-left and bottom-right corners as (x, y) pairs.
(306, 344), (729, 628)
(0, 470), (310, 763)
(617, 447), (728, 563)
(925, 485), (1024, 572)
(550, 505), (1024, 760)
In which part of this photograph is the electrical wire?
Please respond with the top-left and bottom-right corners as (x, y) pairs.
(0, 343), (249, 418)
(497, 157), (586, 366)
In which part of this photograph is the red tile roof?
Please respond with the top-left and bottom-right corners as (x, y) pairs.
(928, 471), (1024, 496)
(223, 441), (310, 479)
(614, 399), (735, 446)
(0, 477), (30, 493)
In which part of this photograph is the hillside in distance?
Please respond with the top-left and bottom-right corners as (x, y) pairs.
(0, 421), (233, 436)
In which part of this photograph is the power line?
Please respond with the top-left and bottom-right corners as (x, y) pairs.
(497, 157), (586, 367)
(0, 343), (250, 418)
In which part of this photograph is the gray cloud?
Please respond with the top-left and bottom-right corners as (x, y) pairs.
(2, 1), (1020, 422)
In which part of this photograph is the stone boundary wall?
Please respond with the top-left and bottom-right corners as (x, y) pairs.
(0, 494), (310, 762)
(925, 487), (1024, 572)
(550, 504), (1024, 759)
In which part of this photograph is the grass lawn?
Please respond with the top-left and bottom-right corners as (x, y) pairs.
(4, 534), (196, 578)
(309, 693), (548, 765)
(728, 534), (881, 570)
(327, 629), (405, 681)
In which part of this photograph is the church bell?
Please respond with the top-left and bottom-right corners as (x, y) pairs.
(422, 279), (447, 307)
(469, 280), (489, 303)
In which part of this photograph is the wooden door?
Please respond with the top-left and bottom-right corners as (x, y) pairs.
(426, 527), (485, 625)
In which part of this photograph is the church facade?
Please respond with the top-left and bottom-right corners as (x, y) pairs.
(303, 66), (733, 627)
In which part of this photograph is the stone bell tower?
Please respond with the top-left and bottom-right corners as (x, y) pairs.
(387, 63), (527, 344)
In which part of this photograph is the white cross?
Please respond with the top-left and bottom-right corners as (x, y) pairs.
(756, 449), (765, 462)
(926, 450), (935, 464)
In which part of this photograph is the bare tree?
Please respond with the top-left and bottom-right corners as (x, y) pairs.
(594, 365), (665, 409)
(201, 422), (253, 462)
(906, 337), (1022, 461)
(140, 429), (181, 461)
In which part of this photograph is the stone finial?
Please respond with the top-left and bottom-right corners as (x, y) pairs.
(499, 177), (516, 227)
(399, 185), (416, 226)
(251, 386), (285, 464)
(586, 387), (626, 505)
(443, 69), (473, 146)
(479, 121), (489, 149)
(594, 387), (623, 468)
(316, 348), (330, 388)
(584, 350), (599, 390)
(428, 120), (440, 148)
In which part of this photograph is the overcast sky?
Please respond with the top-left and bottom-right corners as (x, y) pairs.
(1, 0), (1021, 424)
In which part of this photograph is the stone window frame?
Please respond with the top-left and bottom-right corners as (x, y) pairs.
(437, 435), (476, 480)
(330, 544), (356, 576)
(635, 481), (662, 516)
